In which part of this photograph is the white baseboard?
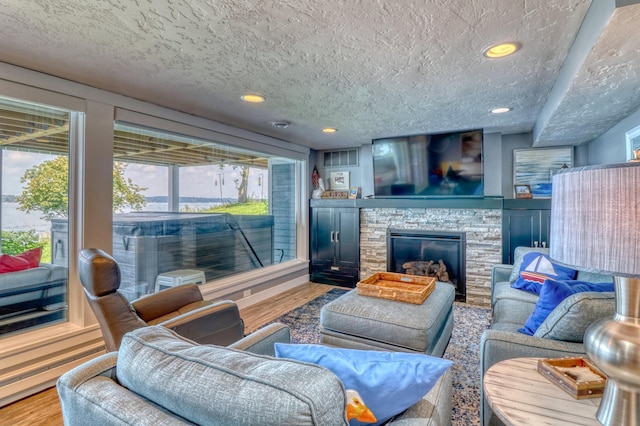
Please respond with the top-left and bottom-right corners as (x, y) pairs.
(235, 275), (309, 309)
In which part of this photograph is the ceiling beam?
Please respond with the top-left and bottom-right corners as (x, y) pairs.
(0, 124), (69, 146)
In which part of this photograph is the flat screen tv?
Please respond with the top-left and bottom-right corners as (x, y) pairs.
(372, 129), (483, 197)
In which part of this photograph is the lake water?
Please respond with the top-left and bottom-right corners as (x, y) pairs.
(1, 202), (222, 235)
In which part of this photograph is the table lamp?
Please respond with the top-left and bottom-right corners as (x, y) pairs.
(549, 162), (640, 425)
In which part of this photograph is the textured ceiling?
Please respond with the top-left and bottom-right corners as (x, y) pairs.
(0, 0), (638, 150)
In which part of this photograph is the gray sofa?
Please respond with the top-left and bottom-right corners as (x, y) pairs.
(0, 263), (67, 334)
(58, 324), (453, 425)
(480, 246), (615, 426)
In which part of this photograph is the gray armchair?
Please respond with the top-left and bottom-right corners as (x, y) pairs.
(57, 324), (451, 425)
(480, 246), (615, 426)
(78, 248), (245, 352)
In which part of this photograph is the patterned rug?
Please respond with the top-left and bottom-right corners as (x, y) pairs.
(266, 288), (491, 426)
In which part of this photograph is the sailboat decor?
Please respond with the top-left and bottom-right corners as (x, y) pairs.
(511, 252), (579, 294)
(520, 254), (561, 284)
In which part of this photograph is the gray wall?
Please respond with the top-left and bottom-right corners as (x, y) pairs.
(587, 106), (640, 164)
(482, 132), (503, 196)
(309, 149), (367, 197)
(500, 133), (534, 197)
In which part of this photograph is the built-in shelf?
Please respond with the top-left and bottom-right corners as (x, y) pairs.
(310, 196), (504, 210)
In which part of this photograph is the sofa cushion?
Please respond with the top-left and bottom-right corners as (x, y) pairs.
(117, 326), (348, 426)
(0, 266), (51, 290)
(0, 247), (42, 273)
(534, 291), (615, 342)
(274, 343), (452, 426)
(519, 279), (614, 336)
(511, 252), (577, 294)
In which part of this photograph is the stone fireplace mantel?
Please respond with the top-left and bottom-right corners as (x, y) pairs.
(360, 207), (501, 307)
(310, 196), (504, 210)
(310, 197), (508, 307)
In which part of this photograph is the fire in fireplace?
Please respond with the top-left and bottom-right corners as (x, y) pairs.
(387, 228), (466, 302)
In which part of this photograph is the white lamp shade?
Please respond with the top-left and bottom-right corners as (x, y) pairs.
(549, 162), (640, 277)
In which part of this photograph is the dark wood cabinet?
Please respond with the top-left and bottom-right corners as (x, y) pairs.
(310, 207), (359, 287)
(502, 200), (551, 264)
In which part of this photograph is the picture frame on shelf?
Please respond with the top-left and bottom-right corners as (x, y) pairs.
(348, 186), (360, 199)
(513, 147), (573, 198)
(514, 184), (533, 199)
(321, 191), (349, 199)
(329, 171), (350, 191)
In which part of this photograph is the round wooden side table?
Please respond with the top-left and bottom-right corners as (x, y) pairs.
(483, 357), (601, 426)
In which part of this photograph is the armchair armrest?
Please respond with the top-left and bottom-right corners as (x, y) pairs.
(228, 323), (291, 356)
(160, 300), (245, 347)
(480, 329), (585, 375)
(491, 264), (513, 287)
(491, 264), (513, 304)
(132, 284), (203, 322)
(58, 352), (118, 392)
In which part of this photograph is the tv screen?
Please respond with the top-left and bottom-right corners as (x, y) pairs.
(372, 129), (483, 197)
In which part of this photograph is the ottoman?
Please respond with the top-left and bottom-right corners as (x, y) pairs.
(320, 281), (455, 357)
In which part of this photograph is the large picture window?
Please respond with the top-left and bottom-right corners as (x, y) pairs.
(0, 96), (72, 337)
(102, 123), (298, 299)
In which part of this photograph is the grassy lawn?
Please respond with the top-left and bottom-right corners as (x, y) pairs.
(189, 200), (268, 215)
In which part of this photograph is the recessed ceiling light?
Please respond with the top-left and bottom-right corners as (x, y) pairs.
(491, 107), (512, 114)
(241, 94), (265, 103)
(483, 42), (521, 58)
(322, 127), (338, 133)
(271, 121), (290, 129)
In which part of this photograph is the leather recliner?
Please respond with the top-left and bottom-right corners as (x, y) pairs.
(78, 248), (245, 352)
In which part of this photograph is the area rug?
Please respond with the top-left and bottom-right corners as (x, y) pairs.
(266, 288), (491, 426)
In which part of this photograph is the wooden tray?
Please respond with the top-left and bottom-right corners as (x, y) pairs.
(537, 357), (606, 399)
(357, 272), (436, 304)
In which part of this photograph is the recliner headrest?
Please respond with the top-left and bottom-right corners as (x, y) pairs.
(78, 248), (122, 297)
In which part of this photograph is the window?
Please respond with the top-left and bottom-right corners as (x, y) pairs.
(323, 149), (358, 167)
(0, 96), (71, 336)
(107, 123), (297, 299)
(0, 70), (308, 406)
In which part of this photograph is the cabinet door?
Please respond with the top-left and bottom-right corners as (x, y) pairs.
(334, 209), (359, 268)
(502, 210), (541, 264)
(311, 208), (334, 266)
(310, 206), (360, 287)
(539, 210), (551, 248)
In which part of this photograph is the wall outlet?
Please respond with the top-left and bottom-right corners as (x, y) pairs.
(243, 289), (251, 298)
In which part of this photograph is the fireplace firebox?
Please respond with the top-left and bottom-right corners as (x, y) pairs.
(387, 228), (466, 302)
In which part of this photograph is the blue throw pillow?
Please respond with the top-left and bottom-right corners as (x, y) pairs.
(519, 279), (614, 336)
(511, 252), (577, 294)
(274, 343), (452, 426)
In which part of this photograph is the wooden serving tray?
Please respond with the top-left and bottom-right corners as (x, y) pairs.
(537, 357), (606, 399)
(357, 272), (436, 304)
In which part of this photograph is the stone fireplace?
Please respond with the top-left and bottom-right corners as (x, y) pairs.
(359, 207), (502, 306)
(387, 228), (466, 301)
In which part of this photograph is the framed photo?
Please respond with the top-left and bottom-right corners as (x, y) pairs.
(348, 186), (360, 199)
(514, 184), (533, 199)
(513, 147), (573, 198)
(626, 124), (640, 161)
(329, 171), (350, 191)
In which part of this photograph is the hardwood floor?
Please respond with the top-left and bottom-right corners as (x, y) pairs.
(0, 282), (335, 425)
